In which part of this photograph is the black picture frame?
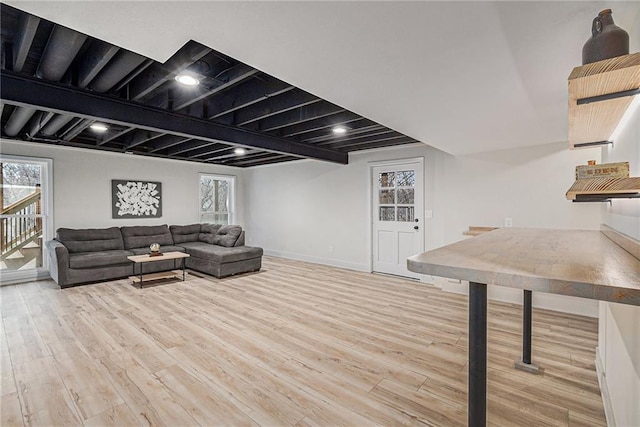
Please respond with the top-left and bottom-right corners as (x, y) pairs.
(111, 180), (162, 219)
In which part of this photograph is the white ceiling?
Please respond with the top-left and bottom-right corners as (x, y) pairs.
(6, 1), (640, 155)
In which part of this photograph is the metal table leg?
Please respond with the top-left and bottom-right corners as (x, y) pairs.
(514, 290), (543, 374)
(469, 281), (487, 427)
(523, 289), (532, 363)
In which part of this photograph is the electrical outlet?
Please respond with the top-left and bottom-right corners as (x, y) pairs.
(329, 245), (334, 253)
(425, 210), (433, 219)
(504, 217), (513, 227)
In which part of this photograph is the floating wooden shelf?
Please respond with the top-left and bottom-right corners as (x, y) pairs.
(568, 53), (640, 149)
(566, 177), (640, 201)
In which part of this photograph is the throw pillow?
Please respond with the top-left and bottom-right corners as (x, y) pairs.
(213, 225), (242, 247)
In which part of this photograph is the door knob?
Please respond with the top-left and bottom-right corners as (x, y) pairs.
(414, 225), (419, 230)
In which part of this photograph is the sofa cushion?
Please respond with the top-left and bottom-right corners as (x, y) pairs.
(180, 242), (211, 250)
(170, 224), (201, 244)
(69, 250), (133, 269)
(183, 243), (263, 263)
(213, 225), (242, 247)
(57, 227), (124, 253)
(198, 224), (222, 244)
(121, 225), (173, 249)
(129, 245), (186, 255)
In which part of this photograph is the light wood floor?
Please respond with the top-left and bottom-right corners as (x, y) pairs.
(1, 256), (605, 426)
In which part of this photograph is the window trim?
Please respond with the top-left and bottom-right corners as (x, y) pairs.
(198, 173), (236, 225)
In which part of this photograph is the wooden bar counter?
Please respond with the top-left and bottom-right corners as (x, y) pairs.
(407, 227), (640, 426)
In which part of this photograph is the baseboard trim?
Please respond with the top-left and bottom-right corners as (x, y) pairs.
(596, 348), (615, 427)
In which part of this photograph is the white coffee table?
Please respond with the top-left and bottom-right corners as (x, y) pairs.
(127, 251), (190, 288)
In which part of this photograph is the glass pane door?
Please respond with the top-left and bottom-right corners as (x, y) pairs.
(372, 159), (424, 279)
(0, 161), (44, 272)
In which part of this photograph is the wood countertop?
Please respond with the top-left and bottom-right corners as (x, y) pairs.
(407, 228), (640, 306)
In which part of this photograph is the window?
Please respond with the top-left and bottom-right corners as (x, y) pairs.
(199, 174), (235, 225)
(377, 169), (415, 222)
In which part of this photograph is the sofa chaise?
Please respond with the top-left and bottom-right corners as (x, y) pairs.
(47, 223), (263, 288)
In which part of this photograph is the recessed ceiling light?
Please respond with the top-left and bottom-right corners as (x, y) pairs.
(90, 123), (108, 132)
(234, 148), (246, 155)
(332, 126), (348, 135)
(174, 74), (200, 86)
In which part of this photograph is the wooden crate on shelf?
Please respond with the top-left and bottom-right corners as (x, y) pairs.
(575, 162), (629, 179)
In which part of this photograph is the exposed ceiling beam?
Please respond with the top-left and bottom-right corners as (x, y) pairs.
(171, 64), (259, 111)
(45, 138), (215, 165)
(280, 114), (363, 138)
(61, 118), (93, 141)
(97, 126), (134, 146)
(286, 118), (374, 142)
(128, 41), (211, 101)
(203, 148), (249, 161)
(125, 130), (165, 149)
(345, 138), (419, 152)
(318, 129), (396, 145)
(164, 140), (215, 156)
(229, 154), (296, 167)
(303, 125), (387, 144)
(204, 76), (294, 119)
(183, 144), (232, 159)
(325, 135), (413, 150)
(147, 135), (193, 152)
(222, 151), (278, 164)
(12, 14), (40, 73)
(231, 90), (321, 127)
(260, 102), (345, 132)
(78, 41), (119, 89)
(2, 71), (348, 164)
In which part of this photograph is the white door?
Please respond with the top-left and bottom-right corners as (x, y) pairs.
(372, 160), (424, 278)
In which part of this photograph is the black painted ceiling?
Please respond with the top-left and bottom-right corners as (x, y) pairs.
(0, 4), (420, 167)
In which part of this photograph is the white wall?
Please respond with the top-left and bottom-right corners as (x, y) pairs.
(437, 142), (605, 316)
(244, 140), (602, 316)
(597, 99), (640, 427)
(601, 102), (640, 239)
(438, 142), (602, 241)
(0, 139), (245, 230)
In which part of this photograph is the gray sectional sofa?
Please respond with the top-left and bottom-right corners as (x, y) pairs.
(47, 224), (263, 288)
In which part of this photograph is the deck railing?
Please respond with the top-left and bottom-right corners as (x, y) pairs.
(0, 189), (42, 259)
